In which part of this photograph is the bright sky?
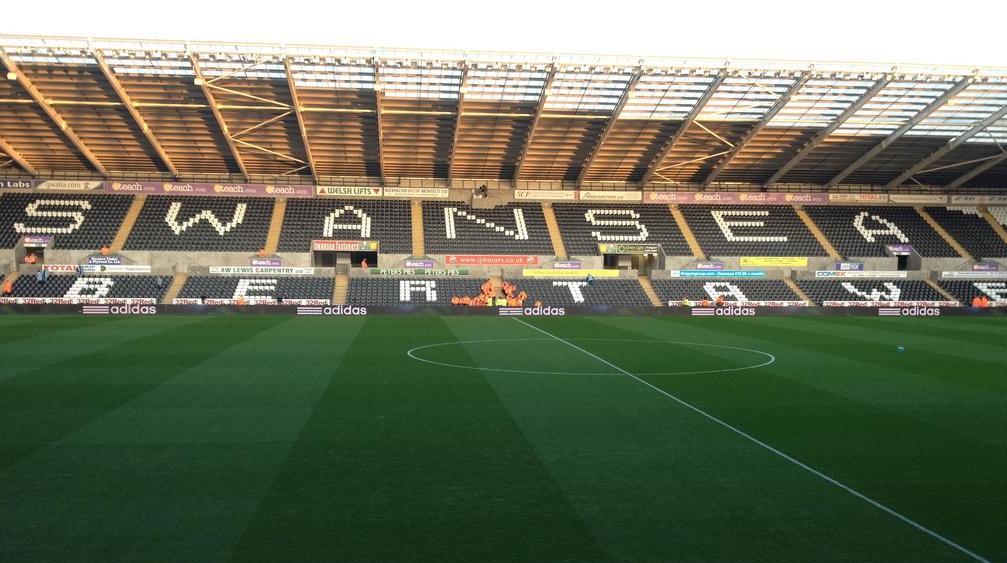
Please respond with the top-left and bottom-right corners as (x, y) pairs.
(3, 0), (1005, 68)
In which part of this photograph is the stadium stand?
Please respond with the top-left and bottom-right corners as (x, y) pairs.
(803, 206), (957, 257)
(678, 205), (827, 257)
(422, 201), (554, 255)
(512, 278), (653, 307)
(551, 204), (691, 257)
(8, 274), (167, 301)
(651, 279), (801, 304)
(123, 196), (274, 252)
(924, 207), (1007, 259)
(0, 193), (132, 249)
(277, 199), (411, 254)
(346, 277), (487, 306)
(938, 280), (1007, 304)
(796, 279), (947, 304)
(177, 276), (334, 302)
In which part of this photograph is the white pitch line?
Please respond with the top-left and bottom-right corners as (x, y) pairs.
(512, 317), (990, 563)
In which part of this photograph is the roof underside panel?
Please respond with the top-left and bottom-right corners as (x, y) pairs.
(961, 159), (1007, 188)
(778, 133), (882, 184)
(653, 122), (751, 184)
(380, 98), (456, 178)
(844, 136), (949, 185)
(115, 72), (237, 175)
(716, 128), (818, 184)
(0, 66), (92, 172)
(17, 62), (164, 173)
(916, 144), (1007, 186)
(297, 88), (379, 178)
(453, 100), (533, 180)
(583, 120), (676, 182)
(521, 116), (607, 181)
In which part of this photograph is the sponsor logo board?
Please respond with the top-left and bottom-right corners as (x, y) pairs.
(578, 190), (642, 202)
(814, 270), (908, 278)
(522, 269), (619, 278)
(88, 255), (123, 265)
(671, 270), (767, 278)
(828, 193), (888, 203)
(0, 179), (35, 189)
(383, 187), (450, 198)
(445, 255), (538, 265)
(514, 189), (576, 201)
(941, 271), (1007, 279)
(315, 186), (383, 197)
(888, 194), (948, 204)
(22, 235), (54, 247)
(404, 259), (435, 268)
(251, 258), (282, 267)
(311, 240), (379, 252)
(209, 266), (315, 275)
(739, 257), (808, 267)
(81, 264), (151, 274)
(496, 306), (566, 317)
(552, 261), (582, 270)
(598, 243), (661, 255)
(36, 180), (103, 191)
(878, 306), (941, 317)
(296, 305), (368, 316)
(836, 262), (865, 271)
(688, 308), (757, 318)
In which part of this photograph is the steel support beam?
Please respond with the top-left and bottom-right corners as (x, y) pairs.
(188, 53), (249, 179)
(447, 65), (469, 184)
(764, 73), (893, 187)
(0, 48), (108, 176)
(703, 70), (813, 186)
(283, 58), (319, 183)
(945, 151), (1007, 189)
(576, 67), (644, 185)
(638, 69), (728, 187)
(827, 75), (974, 187)
(373, 64), (388, 185)
(513, 65), (558, 181)
(887, 104), (1007, 189)
(0, 136), (37, 175)
(93, 50), (179, 177)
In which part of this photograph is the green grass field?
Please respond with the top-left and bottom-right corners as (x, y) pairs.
(1, 314), (1005, 562)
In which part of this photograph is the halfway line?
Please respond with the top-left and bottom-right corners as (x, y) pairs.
(512, 317), (990, 563)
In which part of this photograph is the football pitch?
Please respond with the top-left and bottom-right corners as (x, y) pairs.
(1, 314), (1005, 563)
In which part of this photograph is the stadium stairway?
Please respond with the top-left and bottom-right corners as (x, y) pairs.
(263, 197), (286, 255)
(411, 200), (425, 258)
(784, 278), (815, 306)
(490, 274), (504, 297)
(925, 278), (959, 303)
(669, 205), (705, 258)
(980, 207), (1007, 246)
(915, 206), (972, 260)
(637, 275), (663, 306)
(794, 206), (841, 260)
(160, 272), (188, 304)
(333, 273), (349, 305)
(109, 194), (146, 253)
(541, 202), (568, 259)
(2, 271), (19, 288)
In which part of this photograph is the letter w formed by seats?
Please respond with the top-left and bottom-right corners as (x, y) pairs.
(164, 202), (247, 236)
(443, 208), (528, 240)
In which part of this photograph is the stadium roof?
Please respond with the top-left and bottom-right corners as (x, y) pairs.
(1, 35), (1006, 192)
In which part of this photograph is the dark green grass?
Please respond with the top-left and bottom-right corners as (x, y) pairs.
(0, 315), (1005, 562)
